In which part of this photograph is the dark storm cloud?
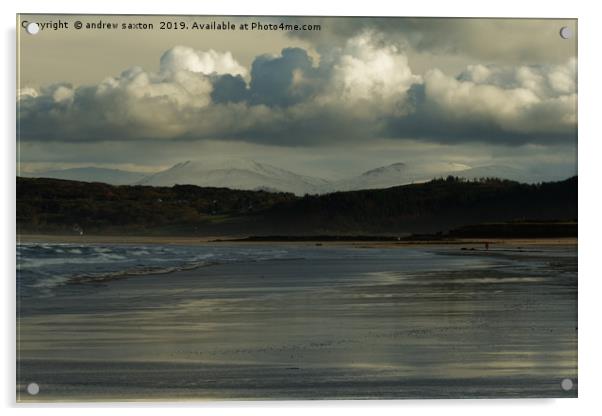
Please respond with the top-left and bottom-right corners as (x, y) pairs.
(210, 74), (248, 104)
(248, 48), (323, 107)
(211, 48), (324, 107)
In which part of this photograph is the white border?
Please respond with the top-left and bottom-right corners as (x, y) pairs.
(3, 1), (601, 415)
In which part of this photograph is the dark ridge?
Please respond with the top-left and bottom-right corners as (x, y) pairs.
(17, 175), (577, 236)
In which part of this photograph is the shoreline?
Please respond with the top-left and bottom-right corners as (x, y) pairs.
(17, 245), (577, 400)
(17, 233), (577, 247)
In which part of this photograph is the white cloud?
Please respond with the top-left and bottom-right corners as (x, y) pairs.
(52, 85), (74, 103)
(458, 58), (577, 99)
(159, 46), (247, 77)
(424, 59), (577, 135)
(462, 64), (492, 84)
(18, 87), (38, 99)
(330, 32), (421, 105)
(425, 69), (539, 126)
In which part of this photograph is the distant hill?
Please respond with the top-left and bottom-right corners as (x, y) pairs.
(17, 176), (577, 236)
(332, 162), (426, 191)
(20, 167), (147, 185)
(20, 159), (574, 194)
(137, 159), (330, 196)
(262, 176), (577, 235)
(448, 165), (531, 183)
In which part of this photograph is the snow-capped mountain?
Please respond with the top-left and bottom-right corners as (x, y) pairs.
(21, 160), (563, 194)
(137, 159), (331, 196)
(20, 167), (147, 185)
(331, 163), (429, 191)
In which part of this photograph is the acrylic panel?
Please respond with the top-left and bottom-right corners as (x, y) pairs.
(16, 15), (577, 402)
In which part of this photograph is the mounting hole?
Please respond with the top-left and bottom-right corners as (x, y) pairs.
(26, 22), (40, 35)
(561, 378), (574, 391)
(559, 26), (572, 40)
(26, 382), (39, 395)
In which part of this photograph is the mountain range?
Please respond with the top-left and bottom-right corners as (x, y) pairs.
(19, 167), (147, 186)
(21, 159), (569, 195)
(137, 159), (330, 196)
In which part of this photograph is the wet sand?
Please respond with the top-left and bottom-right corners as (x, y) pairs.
(17, 245), (577, 401)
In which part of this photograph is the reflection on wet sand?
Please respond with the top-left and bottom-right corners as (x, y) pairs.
(17, 245), (577, 401)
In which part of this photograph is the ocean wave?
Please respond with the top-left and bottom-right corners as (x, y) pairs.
(17, 252), (128, 270)
(16, 243), (300, 296)
(26, 260), (221, 293)
(30, 275), (71, 289)
(67, 260), (219, 285)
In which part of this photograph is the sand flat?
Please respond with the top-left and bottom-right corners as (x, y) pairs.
(17, 244), (577, 401)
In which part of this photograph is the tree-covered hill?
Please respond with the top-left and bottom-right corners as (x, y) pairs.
(17, 176), (577, 236)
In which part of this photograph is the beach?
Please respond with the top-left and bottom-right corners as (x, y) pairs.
(16, 240), (578, 401)
(18, 233), (577, 247)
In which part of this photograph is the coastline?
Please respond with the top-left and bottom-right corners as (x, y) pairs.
(17, 233), (578, 247)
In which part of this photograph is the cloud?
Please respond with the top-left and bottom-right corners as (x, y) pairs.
(247, 48), (322, 107)
(285, 17), (577, 66)
(51, 85), (74, 103)
(426, 65), (575, 134)
(159, 45), (247, 77)
(205, 33), (422, 143)
(382, 58), (577, 144)
(18, 33), (576, 148)
(329, 32), (421, 108)
(210, 74), (248, 104)
(457, 58), (577, 96)
(18, 87), (38, 99)
(18, 44), (247, 141)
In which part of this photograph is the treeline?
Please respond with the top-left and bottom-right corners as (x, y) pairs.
(16, 176), (577, 236)
(17, 178), (295, 235)
(264, 176), (577, 234)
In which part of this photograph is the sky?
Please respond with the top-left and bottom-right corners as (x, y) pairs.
(17, 15), (577, 180)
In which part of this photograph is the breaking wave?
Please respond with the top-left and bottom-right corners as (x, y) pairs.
(17, 243), (293, 297)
